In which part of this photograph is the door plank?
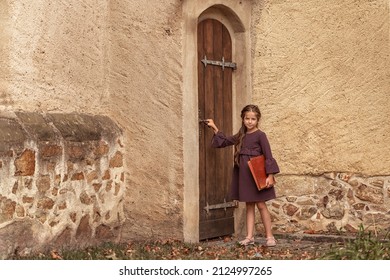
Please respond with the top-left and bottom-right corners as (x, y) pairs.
(222, 26), (233, 206)
(199, 217), (234, 241)
(203, 19), (217, 224)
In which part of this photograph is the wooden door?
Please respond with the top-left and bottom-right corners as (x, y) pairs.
(198, 19), (236, 240)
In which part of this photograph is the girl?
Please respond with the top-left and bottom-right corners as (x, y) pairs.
(206, 104), (280, 247)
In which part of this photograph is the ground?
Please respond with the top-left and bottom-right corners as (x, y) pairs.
(13, 231), (389, 260)
(21, 233), (346, 260)
(196, 233), (346, 260)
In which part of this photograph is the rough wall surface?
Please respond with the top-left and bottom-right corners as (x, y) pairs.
(267, 173), (390, 234)
(0, 112), (124, 259)
(110, 0), (183, 241)
(246, 0), (390, 236)
(1, 0), (389, 245)
(251, 0), (390, 175)
(1, 0), (185, 241)
(0, 0), (110, 112)
(108, 0), (184, 240)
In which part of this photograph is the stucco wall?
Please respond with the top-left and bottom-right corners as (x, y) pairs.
(248, 0), (390, 235)
(0, 0), (110, 113)
(1, 0), (186, 241)
(251, 0), (390, 176)
(108, 0), (185, 240)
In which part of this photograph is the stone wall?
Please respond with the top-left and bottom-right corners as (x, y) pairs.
(0, 112), (124, 259)
(252, 173), (390, 236)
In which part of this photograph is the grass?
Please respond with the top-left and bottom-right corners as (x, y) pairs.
(320, 225), (390, 260)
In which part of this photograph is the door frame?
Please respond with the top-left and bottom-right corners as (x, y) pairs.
(182, 0), (252, 242)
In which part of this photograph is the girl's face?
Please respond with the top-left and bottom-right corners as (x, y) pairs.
(243, 111), (259, 133)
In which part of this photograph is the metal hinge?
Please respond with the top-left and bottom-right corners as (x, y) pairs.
(204, 199), (238, 214)
(201, 55), (237, 71)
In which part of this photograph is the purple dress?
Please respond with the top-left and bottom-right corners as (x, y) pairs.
(212, 129), (280, 202)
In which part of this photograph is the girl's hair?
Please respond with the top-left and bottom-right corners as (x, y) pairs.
(234, 104), (261, 165)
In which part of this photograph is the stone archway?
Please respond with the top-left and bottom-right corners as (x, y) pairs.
(182, 0), (252, 242)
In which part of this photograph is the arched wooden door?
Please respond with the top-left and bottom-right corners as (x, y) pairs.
(198, 19), (236, 240)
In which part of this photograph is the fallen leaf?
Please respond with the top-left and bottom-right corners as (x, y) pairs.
(50, 250), (62, 260)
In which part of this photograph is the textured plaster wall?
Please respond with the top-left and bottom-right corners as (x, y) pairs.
(251, 0), (390, 176)
(0, 0), (110, 112)
(1, 0), (185, 241)
(108, 0), (184, 240)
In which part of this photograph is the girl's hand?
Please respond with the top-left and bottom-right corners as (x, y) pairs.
(266, 174), (276, 188)
(206, 119), (219, 133)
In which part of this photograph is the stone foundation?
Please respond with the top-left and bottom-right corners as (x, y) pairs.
(0, 112), (124, 259)
(265, 173), (390, 235)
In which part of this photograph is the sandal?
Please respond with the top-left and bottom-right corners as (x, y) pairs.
(239, 237), (255, 246)
(265, 237), (276, 247)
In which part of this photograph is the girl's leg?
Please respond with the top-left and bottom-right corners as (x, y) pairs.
(239, 202), (256, 245)
(245, 202), (256, 238)
(256, 201), (276, 246)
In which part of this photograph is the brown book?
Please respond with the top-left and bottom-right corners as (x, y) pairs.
(248, 155), (267, 190)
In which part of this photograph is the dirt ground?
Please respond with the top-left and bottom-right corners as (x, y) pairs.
(200, 233), (349, 260)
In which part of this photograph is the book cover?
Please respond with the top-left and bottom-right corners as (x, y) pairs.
(248, 155), (267, 190)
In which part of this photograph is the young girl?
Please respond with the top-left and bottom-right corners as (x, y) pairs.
(206, 104), (280, 247)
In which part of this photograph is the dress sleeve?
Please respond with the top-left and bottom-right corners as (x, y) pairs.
(211, 131), (236, 148)
(259, 132), (280, 175)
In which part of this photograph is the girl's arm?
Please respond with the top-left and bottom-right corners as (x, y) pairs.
(259, 132), (280, 187)
(205, 119), (219, 134)
(206, 119), (236, 148)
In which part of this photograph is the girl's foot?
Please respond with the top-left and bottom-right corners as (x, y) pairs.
(265, 237), (276, 247)
(239, 237), (255, 246)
